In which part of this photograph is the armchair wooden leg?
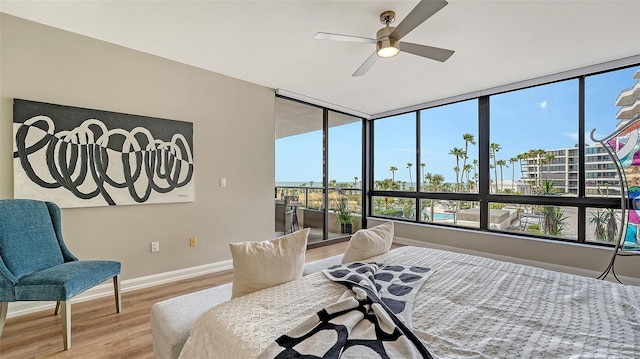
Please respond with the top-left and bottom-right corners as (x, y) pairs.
(0, 302), (8, 337)
(113, 275), (121, 313)
(60, 300), (71, 350)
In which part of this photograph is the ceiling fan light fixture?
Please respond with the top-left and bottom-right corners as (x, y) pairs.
(377, 39), (399, 58)
(376, 26), (399, 58)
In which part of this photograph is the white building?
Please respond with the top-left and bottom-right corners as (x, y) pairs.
(520, 70), (640, 196)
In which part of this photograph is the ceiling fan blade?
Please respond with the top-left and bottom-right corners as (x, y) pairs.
(352, 52), (378, 77)
(401, 42), (454, 62)
(390, 0), (448, 41)
(314, 32), (376, 44)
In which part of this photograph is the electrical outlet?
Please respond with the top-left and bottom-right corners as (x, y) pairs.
(189, 237), (197, 247)
(151, 241), (160, 252)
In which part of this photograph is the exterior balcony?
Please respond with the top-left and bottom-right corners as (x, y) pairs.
(275, 186), (362, 245)
(615, 78), (640, 106)
(616, 98), (640, 120)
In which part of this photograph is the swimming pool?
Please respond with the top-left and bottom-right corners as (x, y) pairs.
(423, 212), (455, 220)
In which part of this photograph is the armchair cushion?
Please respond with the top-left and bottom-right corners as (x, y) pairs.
(15, 260), (121, 301)
(0, 200), (64, 279)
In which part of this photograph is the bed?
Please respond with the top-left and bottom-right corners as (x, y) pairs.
(178, 245), (640, 358)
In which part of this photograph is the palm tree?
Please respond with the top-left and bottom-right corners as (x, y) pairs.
(516, 153), (528, 193)
(509, 157), (519, 192)
(406, 162), (413, 189)
(472, 159), (479, 187)
(524, 149), (540, 191)
(589, 209), (607, 241)
(382, 178), (394, 190)
(605, 209), (619, 243)
(453, 166), (460, 190)
(441, 182), (454, 192)
(588, 209), (618, 242)
(424, 172), (433, 191)
(496, 159), (508, 193)
(353, 176), (358, 188)
(431, 174), (445, 190)
(544, 153), (555, 180)
(461, 133), (476, 188)
(428, 173), (445, 220)
(463, 164), (473, 192)
(534, 149), (546, 189)
(420, 162), (426, 189)
(390, 166), (398, 183)
(490, 143), (501, 193)
(448, 147), (465, 192)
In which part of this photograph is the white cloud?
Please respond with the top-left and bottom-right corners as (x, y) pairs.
(539, 100), (548, 109)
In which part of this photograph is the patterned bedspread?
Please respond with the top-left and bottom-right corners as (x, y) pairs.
(178, 246), (640, 358)
(258, 262), (434, 358)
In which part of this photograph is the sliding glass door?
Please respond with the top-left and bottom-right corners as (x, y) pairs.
(275, 97), (363, 244)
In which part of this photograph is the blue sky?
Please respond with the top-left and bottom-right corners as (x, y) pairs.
(276, 65), (639, 185)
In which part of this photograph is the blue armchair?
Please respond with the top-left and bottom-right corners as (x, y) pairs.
(0, 199), (121, 350)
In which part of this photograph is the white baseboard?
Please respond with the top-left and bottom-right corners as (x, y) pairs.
(6, 259), (233, 318)
(394, 236), (640, 286)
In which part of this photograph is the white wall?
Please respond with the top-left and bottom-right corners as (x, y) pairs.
(0, 14), (275, 281)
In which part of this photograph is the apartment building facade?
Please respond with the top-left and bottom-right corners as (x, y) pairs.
(519, 70), (640, 198)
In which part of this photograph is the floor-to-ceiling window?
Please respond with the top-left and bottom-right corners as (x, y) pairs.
(420, 100), (479, 227)
(370, 63), (639, 248)
(275, 98), (325, 241)
(372, 113), (417, 220)
(328, 111), (362, 238)
(275, 97), (364, 244)
(489, 80), (580, 239)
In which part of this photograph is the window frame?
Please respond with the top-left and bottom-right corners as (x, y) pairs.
(369, 65), (638, 246)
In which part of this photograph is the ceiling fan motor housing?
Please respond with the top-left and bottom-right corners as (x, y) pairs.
(376, 26), (399, 57)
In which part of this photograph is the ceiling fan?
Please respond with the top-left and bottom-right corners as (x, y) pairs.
(314, 0), (454, 76)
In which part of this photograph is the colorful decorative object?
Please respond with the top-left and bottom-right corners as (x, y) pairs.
(593, 118), (640, 282)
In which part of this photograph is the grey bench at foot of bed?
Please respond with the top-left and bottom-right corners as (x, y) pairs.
(150, 254), (343, 359)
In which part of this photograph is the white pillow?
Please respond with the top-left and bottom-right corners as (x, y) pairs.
(342, 222), (394, 264)
(229, 228), (309, 298)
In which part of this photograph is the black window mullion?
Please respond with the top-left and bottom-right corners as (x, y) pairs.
(362, 118), (370, 229)
(578, 76), (586, 242)
(478, 96), (490, 230)
(367, 118), (375, 228)
(415, 111), (421, 222)
(322, 108), (329, 240)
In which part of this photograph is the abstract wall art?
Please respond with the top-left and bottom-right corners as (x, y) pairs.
(13, 99), (194, 208)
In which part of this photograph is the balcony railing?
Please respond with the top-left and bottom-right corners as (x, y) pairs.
(275, 185), (362, 213)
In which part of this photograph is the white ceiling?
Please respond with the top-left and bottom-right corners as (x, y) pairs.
(2, 0), (639, 118)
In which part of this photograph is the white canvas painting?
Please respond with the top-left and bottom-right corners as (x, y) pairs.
(13, 99), (195, 208)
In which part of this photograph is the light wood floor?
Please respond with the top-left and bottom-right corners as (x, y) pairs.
(0, 241), (350, 359)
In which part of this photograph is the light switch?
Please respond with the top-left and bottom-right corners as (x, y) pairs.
(220, 178), (227, 187)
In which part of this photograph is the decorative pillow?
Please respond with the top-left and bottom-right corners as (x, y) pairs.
(230, 228), (310, 298)
(342, 222), (394, 264)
